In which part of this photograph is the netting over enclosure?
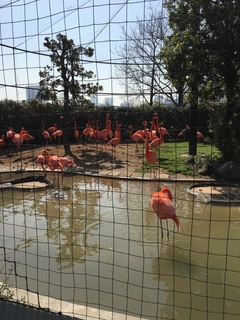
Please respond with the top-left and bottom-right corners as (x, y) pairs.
(0, 1), (240, 320)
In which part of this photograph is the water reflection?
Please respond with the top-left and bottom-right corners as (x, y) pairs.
(0, 172), (240, 319)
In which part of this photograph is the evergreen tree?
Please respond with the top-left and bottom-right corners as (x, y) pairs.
(37, 34), (103, 154)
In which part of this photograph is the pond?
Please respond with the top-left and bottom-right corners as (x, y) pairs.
(0, 171), (239, 320)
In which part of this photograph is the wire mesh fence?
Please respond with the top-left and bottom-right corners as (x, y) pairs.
(0, 1), (239, 320)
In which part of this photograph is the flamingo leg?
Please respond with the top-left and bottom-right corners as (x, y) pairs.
(166, 220), (169, 238)
(160, 220), (164, 238)
(135, 143), (138, 153)
(41, 164), (47, 177)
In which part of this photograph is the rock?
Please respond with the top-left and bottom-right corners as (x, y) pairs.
(214, 161), (240, 180)
(198, 165), (209, 176)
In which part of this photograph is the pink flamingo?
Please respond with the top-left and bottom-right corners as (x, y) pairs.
(74, 121), (79, 141)
(89, 120), (96, 141)
(12, 133), (22, 156)
(106, 119), (113, 140)
(52, 130), (63, 144)
(106, 122), (121, 153)
(41, 150), (75, 182)
(197, 131), (206, 143)
(37, 154), (47, 176)
(6, 127), (15, 140)
(132, 121), (146, 139)
(81, 118), (94, 143)
(98, 114), (112, 145)
(94, 120), (101, 142)
(42, 121), (51, 147)
(178, 125), (206, 143)
(58, 157), (76, 168)
(149, 118), (158, 142)
(129, 125), (145, 152)
(149, 117), (163, 148)
(0, 135), (5, 148)
(21, 132), (34, 143)
(151, 187), (180, 238)
(47, 123), (57, 137)
(144, 121), (158, 175)
(153, 113), (170, 144)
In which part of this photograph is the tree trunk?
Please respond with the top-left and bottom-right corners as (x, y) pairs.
(189, 84), (198, 156)
(178, 84), (184, 107)
(221, 65), (238, 161)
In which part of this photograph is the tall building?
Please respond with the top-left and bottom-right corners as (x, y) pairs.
(90, 96), (98, 106)
(105, 97), (113, 106)
(154, 95), (164, 103)
(26, 85), (39, 100)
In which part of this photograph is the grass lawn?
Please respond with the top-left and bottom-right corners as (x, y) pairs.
(140, 141), (221, 176)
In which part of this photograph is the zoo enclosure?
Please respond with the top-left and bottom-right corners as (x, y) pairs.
(0, 1), (239, 320)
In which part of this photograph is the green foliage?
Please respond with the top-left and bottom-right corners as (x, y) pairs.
(36, 33), (103, 154)
(161, 0), (240, 161)
(0, 265), (14, 301)
(37, 34), (103, 106)
(157, 142), (220, 176)
(135, 142), (221, 176)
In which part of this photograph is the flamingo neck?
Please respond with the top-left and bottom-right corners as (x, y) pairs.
(145, 133), (150, 155)
(161, 188), (172, 200)
(129, 127), (133, 138)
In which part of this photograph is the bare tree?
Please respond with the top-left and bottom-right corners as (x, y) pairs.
(115, 6), (178, 106)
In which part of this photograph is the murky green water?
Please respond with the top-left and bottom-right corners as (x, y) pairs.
(0, 171), (239, 319)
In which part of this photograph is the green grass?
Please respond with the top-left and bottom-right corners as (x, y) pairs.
(137, 142), (221, 176)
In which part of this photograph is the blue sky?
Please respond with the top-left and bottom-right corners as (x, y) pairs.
(0, 0), (162, 105)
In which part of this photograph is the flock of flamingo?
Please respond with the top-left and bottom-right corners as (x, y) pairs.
(1, 112), (206, 237)
(2, 113), (206, 164)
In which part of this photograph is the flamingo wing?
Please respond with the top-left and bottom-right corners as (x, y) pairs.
(151, 193), (175, 220)
(151, 188), (180, 233)
(58, 157), (76, 167)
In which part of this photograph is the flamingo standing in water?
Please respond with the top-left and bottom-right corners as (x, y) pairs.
(58, 156), (76, 169)
(37, 154), (47, 176)
(39, 150), (75, 182)
(151, 187), (180, 238)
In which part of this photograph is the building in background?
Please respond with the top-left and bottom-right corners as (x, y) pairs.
(104, 97), (113, 106)
(26, 85), (39, 100)
(154, 95), (164, 103)
(90, 96), (99, 106)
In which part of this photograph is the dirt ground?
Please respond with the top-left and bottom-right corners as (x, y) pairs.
(0, 141), (147, 176)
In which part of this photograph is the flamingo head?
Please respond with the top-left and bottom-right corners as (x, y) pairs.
(160, 187), (173, 200)
(42, 149), (50, 160)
